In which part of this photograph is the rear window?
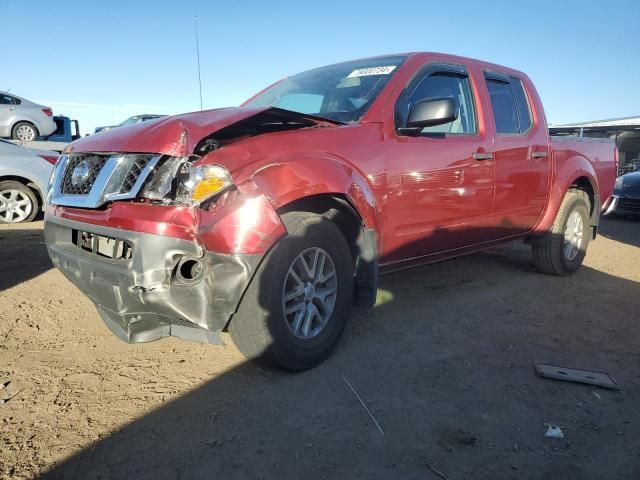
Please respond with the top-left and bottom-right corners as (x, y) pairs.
(486, 77), (533, 135)
(486, 80), (519, 134)
(510, 78), (532, 132)
(0, 95), (18, 105)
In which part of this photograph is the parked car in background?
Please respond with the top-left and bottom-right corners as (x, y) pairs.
(10, 116), (82, 153)
(94, 114), (166, 134)
(0, 92), (57, 142)
(0, 139), (57, 223)
(604, 171), (640, 216)
(45, 53), (617, 370)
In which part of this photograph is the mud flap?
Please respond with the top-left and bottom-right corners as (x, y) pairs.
(354, 228), (378, 306)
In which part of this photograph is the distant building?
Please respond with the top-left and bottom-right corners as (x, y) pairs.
(550, 116), (640, 175)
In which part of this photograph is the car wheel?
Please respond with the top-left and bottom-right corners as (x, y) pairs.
(12, 122), (39, 142)
(229, 211), (354, 371)
(532, 189), (591, 276)
(0, 181), (39, 223)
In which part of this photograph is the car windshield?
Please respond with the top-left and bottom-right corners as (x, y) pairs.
(244, 55), (407, 123)
(119, 116), (141, 126)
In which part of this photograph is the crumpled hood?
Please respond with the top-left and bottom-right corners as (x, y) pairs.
(67, 106), (273, 157)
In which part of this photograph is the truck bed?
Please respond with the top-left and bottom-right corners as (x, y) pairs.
(7, 139), (68, 153)
(551, 135), (617, 202)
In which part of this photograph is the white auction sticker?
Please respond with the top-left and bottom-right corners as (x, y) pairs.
(347, 66), (397, 78)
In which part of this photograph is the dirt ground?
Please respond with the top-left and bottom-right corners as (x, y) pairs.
(0, 217), (638, 480)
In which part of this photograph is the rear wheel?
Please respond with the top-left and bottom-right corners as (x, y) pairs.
(12, 122), (39, 142)
(0, 181), (39, 223)
(532, 189), (591, 275)
(229, 212), (354, 371)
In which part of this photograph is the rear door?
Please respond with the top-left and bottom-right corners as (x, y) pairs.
(383, 63), (494, 263)
(484, 72), (550, 235)
(0, 94), (18, 137)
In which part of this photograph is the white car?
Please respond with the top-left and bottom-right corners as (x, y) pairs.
(0, 139), (57, 223)
(0, 91), (57, 141)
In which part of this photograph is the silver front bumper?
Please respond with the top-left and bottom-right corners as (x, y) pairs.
(603, 195), (640, 216)
(603, 195), (619, 215)
(44, 215), (262, 344)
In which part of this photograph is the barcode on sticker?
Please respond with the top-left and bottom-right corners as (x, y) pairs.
(347, 66), (396, 78)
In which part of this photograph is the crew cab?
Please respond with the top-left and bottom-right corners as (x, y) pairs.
(44, 53), (617, 371)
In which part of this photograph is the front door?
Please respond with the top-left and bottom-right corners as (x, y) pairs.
(383, 63), (494, 264)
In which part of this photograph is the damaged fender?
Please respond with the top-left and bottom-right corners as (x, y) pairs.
(43, 192), (287, 344)
(248, 154), (381, 233)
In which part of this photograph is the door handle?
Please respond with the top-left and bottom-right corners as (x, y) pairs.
(531, 151), (548, 159)
(472, 152), (493, 161)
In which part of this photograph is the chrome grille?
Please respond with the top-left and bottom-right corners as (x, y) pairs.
(61, 154), (109, 195)
(51, 153), (161, 209)
(120, 156), (151, 194)
(617, 198), (640, 214)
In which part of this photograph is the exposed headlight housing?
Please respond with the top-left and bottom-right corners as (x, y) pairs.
(140, 156), (188, 201)
(140, 157), (234, 206)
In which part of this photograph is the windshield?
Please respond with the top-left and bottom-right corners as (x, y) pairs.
(245, 55), (407, 123)
(120, 116), (140, 126)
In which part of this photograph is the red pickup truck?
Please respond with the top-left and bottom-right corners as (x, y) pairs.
(44, 53), (616, 370)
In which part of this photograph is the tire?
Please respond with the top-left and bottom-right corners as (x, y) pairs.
(229, 211), (354, 371)
(0, 181), (39, 223)
(532, 189), (591, 276)
(11, 122), (39, 141)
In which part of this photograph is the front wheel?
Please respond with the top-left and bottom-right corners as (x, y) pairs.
(229, 212), (354, 371)
(532, 189), (591, 276)
(0, 181), (39, 223)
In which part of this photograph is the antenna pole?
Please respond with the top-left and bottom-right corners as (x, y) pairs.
(194, 16), (203, 111)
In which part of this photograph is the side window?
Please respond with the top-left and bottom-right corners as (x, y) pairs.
(408, 73), (476, 134)
(510, 78), (532, 132)
(0, 95), (13, 105)
(486, 76), (533, 134)
(486, 80), (519, 134)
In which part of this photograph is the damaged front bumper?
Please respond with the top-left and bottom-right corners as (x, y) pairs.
(603, 195), (640, 216)
(44, 215), (262, 344)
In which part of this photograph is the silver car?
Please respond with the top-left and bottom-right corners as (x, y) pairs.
(0, 91), (57, 141)
(94, 114), (167, 134)
(0, 139), (57, 223)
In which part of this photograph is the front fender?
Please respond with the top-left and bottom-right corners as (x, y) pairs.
(247, 153), (381, 233)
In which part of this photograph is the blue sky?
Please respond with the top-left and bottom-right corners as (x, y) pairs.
(2, 0), (639, 134)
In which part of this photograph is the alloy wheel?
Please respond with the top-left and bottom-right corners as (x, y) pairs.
(15, 125), (36, 141)
(0, 189), (33, 223)
(563, 210), (584, 261)
(282, 247), (338, 339)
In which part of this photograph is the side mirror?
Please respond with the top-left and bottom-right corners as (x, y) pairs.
(399, 97), (459, 135)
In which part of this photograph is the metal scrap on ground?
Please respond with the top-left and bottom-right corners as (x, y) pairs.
(0, 376), (20, 404)
(342, 375), (384, 436)
(535, 363), (620, 390)
(427, 463), (451, 480)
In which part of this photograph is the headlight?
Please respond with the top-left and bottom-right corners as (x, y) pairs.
(140, 157), (234, 206)
(177, 164), (234, 205)
(614, 176), (624, 190)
